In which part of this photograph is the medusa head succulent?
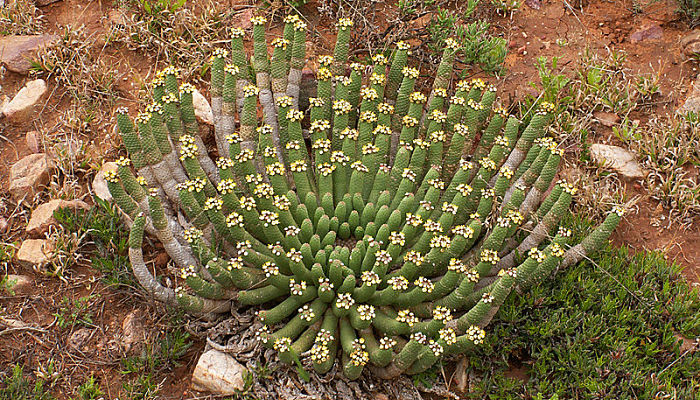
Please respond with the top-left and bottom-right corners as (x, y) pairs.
(107, 14), (622, 379)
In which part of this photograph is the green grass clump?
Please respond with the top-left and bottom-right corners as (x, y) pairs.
(54, 198), (135, 289)
(120, 325), (191, 400)
(678, 0), (700, 26)
(0, 365), (55, 400)
(463, 216), (700, 399)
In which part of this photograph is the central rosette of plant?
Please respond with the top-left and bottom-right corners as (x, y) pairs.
(106, 14), (622, 379)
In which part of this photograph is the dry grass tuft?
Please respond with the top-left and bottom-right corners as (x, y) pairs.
(0, 0), (44, 35)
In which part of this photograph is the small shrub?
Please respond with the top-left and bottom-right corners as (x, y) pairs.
(76, 376), (104, 400)
(54, 198), (134, 288)
(462, 215), (700, 399)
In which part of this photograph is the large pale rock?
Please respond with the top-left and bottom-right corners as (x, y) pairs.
(2, 79), (48, 122)
(590, 144), (646, 179)
(26, 199), (90, 236)
(192, 88), (213, 126)
(0, 35), (59, 74)
(8, 153), (52, 201)
(91, 162), (118, 201)
(17, 239), (54, 266)
(191, 350), (248, 395)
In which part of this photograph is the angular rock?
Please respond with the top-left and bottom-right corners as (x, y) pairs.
(679, 96), (700, 114)
(679, 75), (700, 114)
(2, 79), (48, 122)
(192, 88), (213, 126)
(0, 317), (30, 329)
(17, 239), (54, 266)
(0, 35), (59, 74)
(8, 153), (52, 201)
(191, 349), (248, 395)
(26, 131), (42, 153)
(121, 310), (146, 353)
(629, 24), (663, 43)
(68, 328), (92, 351)
(593, 111), (620, 127)
(232, 9), (254, 30)
(681, 30), (700, 59)
(3, 274), (31, 293)
(590, 143), (646, 179)
(92, 162), (118, 202)
(453, 356), (469, 392)
(26, 199), (90, 236)
(675, 333), (697, 353)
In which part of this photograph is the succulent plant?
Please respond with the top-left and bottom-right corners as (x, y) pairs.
(107, 14), (623, 380)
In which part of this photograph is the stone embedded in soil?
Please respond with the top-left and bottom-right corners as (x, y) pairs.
(681, 30), (700, 59)
(232, 9), (254, 30)
(594, 111), (621, 127)
(107, 9), (127, 26)
(8, 153), (52, 201)
(675, 333), (698, 353)
(16, 239), (54, 266)
(677, 75), (700, 114)
(679, 96), (700, 114)
(629, 24), (663, 43)
(26, 199), (90, 236)
(192, 88), (214, 126)
(1, 79), (48, 122)
(524, 0), (541, 9)
(0, 35), (59, 74)
(91, 161), (118, 201)
(590, 143), (647, 179)
(26, 131), (42, 153)
(191, 349), (248, 395)
(3, 274), (32, 293)
(68, 328), (92, 351)
(121, 310), (146, 353)
(408, 14), (432, 30)
(35, 0), (63, 6)
(453, 356), (469, 392)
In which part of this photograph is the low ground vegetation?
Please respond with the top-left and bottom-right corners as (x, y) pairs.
(2, 0), (700, 399)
